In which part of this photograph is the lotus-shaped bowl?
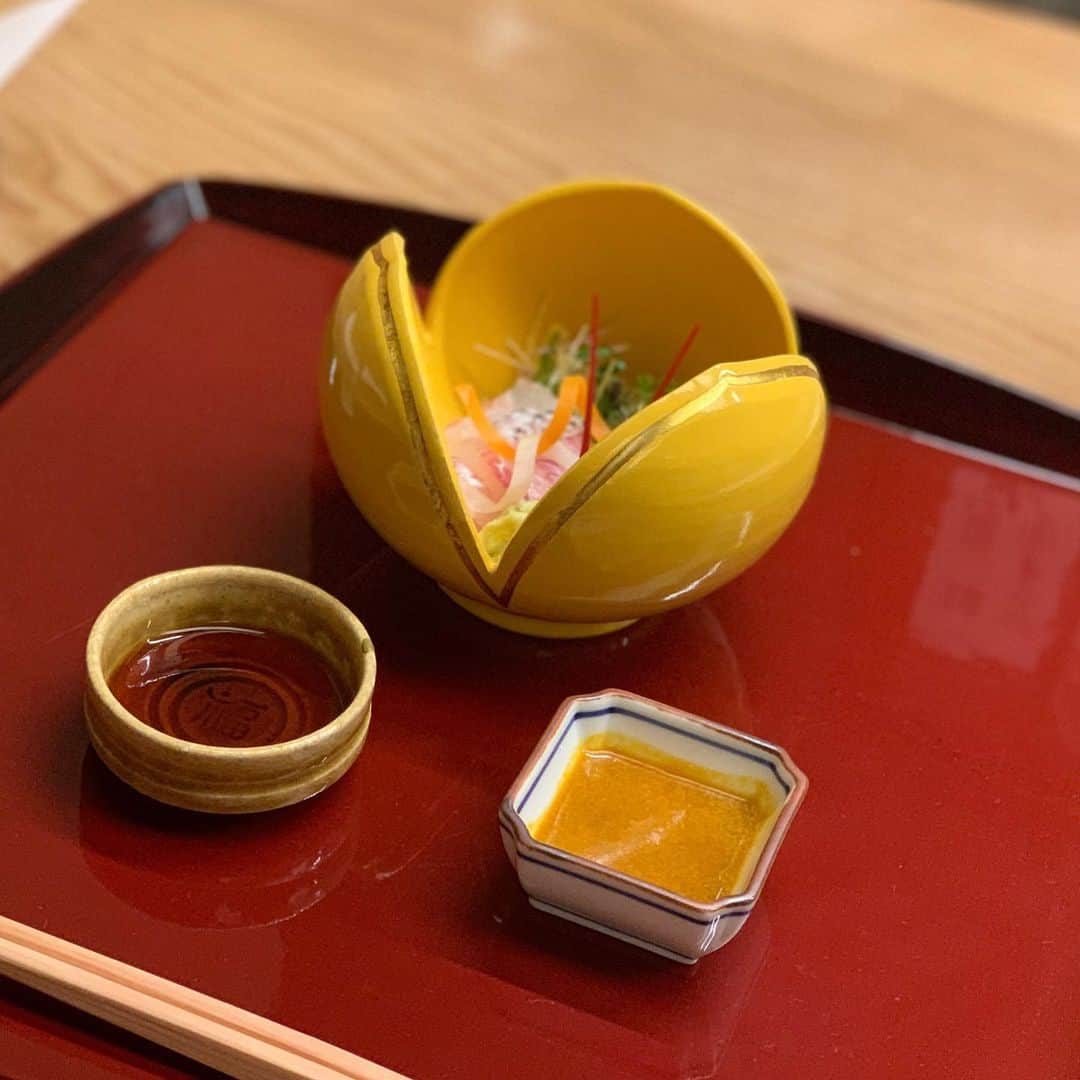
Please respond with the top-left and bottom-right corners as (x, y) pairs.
(320, 182), (826, 637)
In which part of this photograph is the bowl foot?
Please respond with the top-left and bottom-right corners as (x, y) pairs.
(440, 589), (637, 639)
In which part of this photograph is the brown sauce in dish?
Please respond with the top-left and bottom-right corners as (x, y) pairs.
(108, 626), (346, 748)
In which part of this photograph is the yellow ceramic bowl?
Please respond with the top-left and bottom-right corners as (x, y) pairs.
(320, 181), (826, 637)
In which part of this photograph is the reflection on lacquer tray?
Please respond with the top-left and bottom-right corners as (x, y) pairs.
(909, 464), (1080, 671)
(312, 570), (767, 1073)
(78, 748), (362, 929)
(333, 552), (754, 731)
(474, 866), (773, 1078)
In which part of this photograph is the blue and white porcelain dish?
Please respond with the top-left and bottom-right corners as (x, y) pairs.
(499, 689), (808, 963)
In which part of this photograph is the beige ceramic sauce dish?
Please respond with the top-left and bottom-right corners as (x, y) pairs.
(84, 566), (375, 814)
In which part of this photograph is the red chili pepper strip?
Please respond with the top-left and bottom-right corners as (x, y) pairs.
(651, 324), (701, 403)
(539, 375), (584, 454)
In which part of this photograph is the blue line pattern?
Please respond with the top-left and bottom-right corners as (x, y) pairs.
(500, 821), (751, 927)
(516, 702), (792, 816)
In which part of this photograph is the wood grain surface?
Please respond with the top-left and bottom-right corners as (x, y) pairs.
(1, 0), (1078, 411)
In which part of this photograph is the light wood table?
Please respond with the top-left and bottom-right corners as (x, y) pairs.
(1, 0), (1078, 412)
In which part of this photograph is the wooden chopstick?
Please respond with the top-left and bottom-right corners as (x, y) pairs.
(0, 914), (409, 1080)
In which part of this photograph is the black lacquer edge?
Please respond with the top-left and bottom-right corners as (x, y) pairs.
(2, 178), (1076, 478)
(797, 318), (1078, 479)
(0, 183), (197, 403)
(199, 178), (472, 282)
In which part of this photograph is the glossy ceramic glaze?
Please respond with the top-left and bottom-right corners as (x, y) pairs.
(0, 218), (1077, 1080)
(320, 182), (827, 636)
(85, 566), (376, 813)
(500, 691), (806, 962)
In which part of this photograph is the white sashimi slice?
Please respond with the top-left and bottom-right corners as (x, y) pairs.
(484, 377), (558, 417)
(527, 459), (562, 502)
(527, 436), (582, 500)
(444, 418), (508, 497)
(460, 434), (541, 527)
(446, 378), (588, 527)
(543, 435), (579, 471)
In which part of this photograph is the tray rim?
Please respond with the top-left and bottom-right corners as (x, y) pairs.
(0, 188), (1077, 1077)
(1, 177), (1076, 483)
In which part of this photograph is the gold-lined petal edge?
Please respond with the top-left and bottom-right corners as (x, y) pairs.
(497, 363), (821, 605)
(372, 235), (820, 611)
(372, 243), (498, 603)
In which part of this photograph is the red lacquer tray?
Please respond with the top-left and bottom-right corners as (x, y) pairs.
(0, 183), (1077, 1080)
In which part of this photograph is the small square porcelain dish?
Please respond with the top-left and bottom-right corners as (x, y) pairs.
(499, 690), (807, 963)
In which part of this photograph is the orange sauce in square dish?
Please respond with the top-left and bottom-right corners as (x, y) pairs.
(530, 732), (778, 903)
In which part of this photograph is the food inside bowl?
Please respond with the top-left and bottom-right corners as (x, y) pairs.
(444, 296), (701, 558)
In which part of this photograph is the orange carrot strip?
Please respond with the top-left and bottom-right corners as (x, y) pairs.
(573, 373), (611, 442)
(539, 375), (584, 454)
(589, 403), (611, 442)
(581, 295), (600, 455)
(577, 387), (611, 441)
(537, 375), (611, 456)
(455, 383), (515, 460)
